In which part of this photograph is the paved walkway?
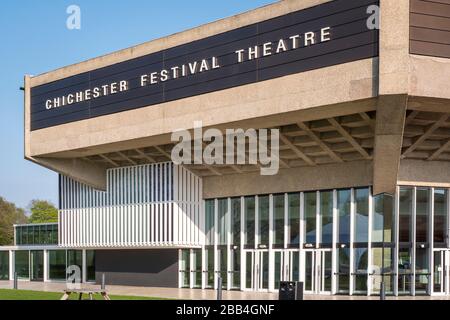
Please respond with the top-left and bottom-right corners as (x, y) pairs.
(1, 281), (449, 300)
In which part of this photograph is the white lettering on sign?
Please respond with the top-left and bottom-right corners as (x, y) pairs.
(44, 27), (332, 111)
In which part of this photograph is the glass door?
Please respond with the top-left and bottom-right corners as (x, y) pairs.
(304, 250), (332, 295)
(244, 251), (269, 291)
(433, 250), (449, 295)
(192, 249), (202, 289)
(274, 251), (300, 290)
(30, 251), (44, 281)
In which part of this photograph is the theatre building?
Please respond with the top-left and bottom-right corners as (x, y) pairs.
(1, 0), (450, 297)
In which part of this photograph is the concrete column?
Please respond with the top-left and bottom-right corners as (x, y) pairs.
(373, 95), (408, 195)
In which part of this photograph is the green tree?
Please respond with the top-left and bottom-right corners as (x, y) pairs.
(0, 197), (28, 246)
(28, 200), (58, 224)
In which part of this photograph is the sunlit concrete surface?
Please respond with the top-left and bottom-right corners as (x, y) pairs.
(2, 281), (450, 300)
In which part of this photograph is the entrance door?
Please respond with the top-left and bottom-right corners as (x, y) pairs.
(304, 250), (332, 295)
(274, 251), (300, 290)
(245, 251), (269, 291)
(433, 250), (449, 295)
(30, 251), (44, 281)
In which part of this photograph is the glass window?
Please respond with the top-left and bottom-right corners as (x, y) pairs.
(218, 199), (228, 246)
(49, 250), (66, 281)
(416, 188), (430, 243)
(372, 194), (394, 243)
(180, 250), (190, 288)
(370, 247), (394, 295)
(231, 198), (241, 246)
(353, 247), (368, 294)
(336, 248), (350, 293)
(287, 193), (300, 246)
(67, 250), (83, 279)
(415, 248), (429, 294)
(337, 190), (351, 243)
(86, 250), (96, 282)
(354, 188), (369, 243)
(205, 200), (215, 245)
(231, 249), (240, 289)
(304, 192), (317, 245)
(218, 248), (227, 288)
(434, 189), (448, 244)
(206, 247), (214, 288)
(244, 197), (255, 247)
(15, 251), (29, 279)
(399, 188), (413, 243)
(398, 248), (413, 295)
(273, 195), (285, 247)
(192, 249), (202, 289)
(320, 191), (333, 245)
(0, 251), (9, 280)
(258, 196), (270, 247)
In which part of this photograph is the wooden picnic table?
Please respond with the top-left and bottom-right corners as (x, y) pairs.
(61, 288), (111, 300)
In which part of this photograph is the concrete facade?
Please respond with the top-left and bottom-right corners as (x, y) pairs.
(12, 0), (450, 297)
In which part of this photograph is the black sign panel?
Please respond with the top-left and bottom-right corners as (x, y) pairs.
(30, 0), (379, 131)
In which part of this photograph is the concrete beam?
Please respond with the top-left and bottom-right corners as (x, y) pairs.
(372, 95), (408, 195)
(399, 159), (450, 188)
(30, 156), (108, 190)
(203, 160), (373, 199)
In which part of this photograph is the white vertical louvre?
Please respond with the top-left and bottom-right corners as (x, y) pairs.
(58, 163), (202, 248)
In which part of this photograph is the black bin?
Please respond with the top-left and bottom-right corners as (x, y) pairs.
(279, 281), (304, 300)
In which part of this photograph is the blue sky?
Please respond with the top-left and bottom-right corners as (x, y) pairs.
(0, 0), (275, 210)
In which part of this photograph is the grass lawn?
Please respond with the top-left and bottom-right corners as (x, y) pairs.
(0, 289), (166, 300)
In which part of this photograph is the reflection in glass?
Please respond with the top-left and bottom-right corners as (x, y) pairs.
(398, 248), (413, 295)
(274, 252), (281, 289)
(337, 248), (350, 294)
(15, 251), (29, 279)
(244, 197), (255, 247)
(304, 192), (317, 245)
(258, 196), (270, 246)
(231, 249), (240, 289)
(49, 250), (66, 281)
(205, 200), (215, 245)
(372, 194), (393, 243)
(231, 198), (241, 246)
(246, 252), (252, 289)
(354, 189), (369, 243)
(206, 247), (214, 288)
(415, 248), (429, 294)
(288, 194), (300, 246)
(399, 188), (413, 243)
(305, 251), (313, 291)
(86, 250), (96, 282)
(371, 247), (394, 295)
(337, 190), (351, 244)
(320, 191), (333, 245)
(0, 251), (9, 280)
(353, 247), (368, 294)
(30, 250), (44, 281)
(434, 189), (448, 244)
(218, 199), (228, 246)
(218, 248), (227, 288)
(273, 195), (285, 247)
(416, 189), (429, 243)
(180, 249), (190, 288)
(433, 251), (444, 293)
(192, 249), (202, 288)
